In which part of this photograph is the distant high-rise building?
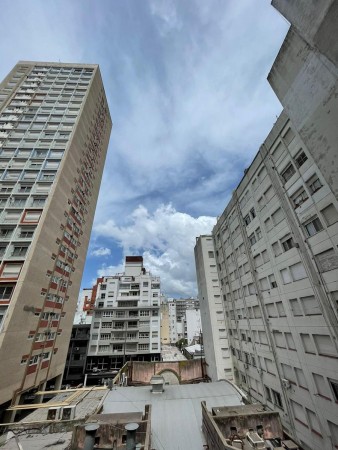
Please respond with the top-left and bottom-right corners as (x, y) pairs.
(85, 256), (161, 383)
(0, 61), (112, 420)
(194, 235), (233, 382)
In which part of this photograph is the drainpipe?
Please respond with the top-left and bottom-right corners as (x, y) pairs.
(84, 423), (99, 450)
(125, 423), (139, 450)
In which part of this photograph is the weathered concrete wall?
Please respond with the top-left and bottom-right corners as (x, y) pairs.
(130, 359), (204, 384)
(268, 26), (338, 203)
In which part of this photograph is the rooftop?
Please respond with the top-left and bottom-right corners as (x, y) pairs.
(103, 381), (243, 449)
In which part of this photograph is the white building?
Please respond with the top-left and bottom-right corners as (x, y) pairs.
(86, 256), (161, 373)
(194, 235), (234, 382)
(185, 308), (202, 345)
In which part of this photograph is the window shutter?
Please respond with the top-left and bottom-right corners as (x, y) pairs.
(321, 203), (338, 226)
(300, 296), (320, 315)
(313, 334), (336, 357)
(290, 262), (307, 281)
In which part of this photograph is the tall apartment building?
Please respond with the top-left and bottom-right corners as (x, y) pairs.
(0, 62), (111, 420)
(168, 299), (178, 343)
(85, 256), (161, 379)
(194, 235), (233, 382)
(213, 110), (338, 449)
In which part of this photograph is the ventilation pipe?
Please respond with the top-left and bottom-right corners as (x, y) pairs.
(125, 422), (139, 450)
(83, 423), (99, 450)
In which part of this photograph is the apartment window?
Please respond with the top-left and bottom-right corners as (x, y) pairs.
(254, 254), (263, 267)
(259, 277), (269, 291)
(208, 251), (214, 258)
(283, 127), (295, 145)
(265, 386), (272, 402)
(291, 400), (307, 427)
(244, 215), (251, 226)
(281, 235), (294, 252)
(306, 174), (322, 194)
(265, 303), (277, 318)
(280, 268), (292, 284)
(0, 227), (13, 239)
(269, 274), (277, 288)
(272, 241), (281, 257)
(0, 285), (14, 300)
(295, 150), (308, 168)
(264, 217), (273, 232)
(249, 233), (256, 246)
(18, 184), (31, 193)
(40, 171), (55, 181)
(273, 331), (285, 348)
(301, 334), (316, 354)
(320, 203), (338, 226)
(250, 207), (256, 219)
(262, 250), (269, 263)
(264, 185), (274, 202)
(1, 263), (22, 278)
(313, 334), (336, 357)
(304, 216), (323, 237)
(12, 246), (28, 257)
(32, 197), (46, 207)
(272, 389), (283, 409)
(99, 345), (110, 353)
(22, 210), (41, 223)
(256, 227), (262, 240)
(271, 208), (284, 226)
(289, 298), (302, 316)
(295, 368), (308, 389)
(313, 373), (331, 399)
(328, 422), (338, 448)
(329, 380), (338, 402)
(300, 295), (320, 315)
(290, 262), (307, 281)
(291, 188), (308, 208)
(276, 301), (286, 317)
(306, 409), (321, 436)
(139, 344), (149, 351)
(281, 163), (296, 183)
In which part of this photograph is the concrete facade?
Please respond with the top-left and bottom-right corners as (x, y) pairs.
(86, 256), (161, 375)
(269, 0), (338, 203)
(185, 308), (202, 344)
(0, 61), (111, 420)
(160, 299), (170, 345)
(194, 235), (234, 382)
(213, 109), (338, 450)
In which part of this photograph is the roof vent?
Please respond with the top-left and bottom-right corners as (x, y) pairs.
(150, 375), (165, 394)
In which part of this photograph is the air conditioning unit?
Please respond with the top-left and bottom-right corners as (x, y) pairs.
(47, 407), (61, 421)
(61, 405), (76, 421)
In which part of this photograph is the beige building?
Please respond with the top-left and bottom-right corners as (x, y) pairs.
(194, 235), (233, 382)
(160, 300), (170, 345)
(0, 61), (111, 420)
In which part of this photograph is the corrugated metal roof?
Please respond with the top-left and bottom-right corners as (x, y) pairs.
(103, 381), (243, 450)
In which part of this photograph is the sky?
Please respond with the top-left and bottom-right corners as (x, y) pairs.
(1, 0), (289, 298)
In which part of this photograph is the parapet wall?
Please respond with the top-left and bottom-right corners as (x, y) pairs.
(129, 359), (204, 384)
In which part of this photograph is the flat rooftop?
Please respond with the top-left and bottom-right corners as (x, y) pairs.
(103, 380), (243, 449)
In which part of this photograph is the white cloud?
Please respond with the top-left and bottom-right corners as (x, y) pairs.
(94, 204), (216, 297)
(149, 0), (182, 35)
(91, 247), (111, 257)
